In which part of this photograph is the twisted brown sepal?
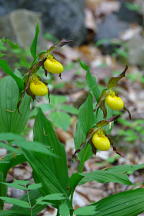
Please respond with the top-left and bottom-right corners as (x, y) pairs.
(107, 65), (128, 89)
(96, 89), (108, 118)
(91, 140), (97, 155)
(44, 69), (48, 77)
(124, 107), (132, 120)
(108, 135), (125, 157)
(48, 91), (51, 103)
(72, 142), (88, 159)
(96, 114), (120, 128)
(17, 96), (23, 114)
(17, 76), (36, 113)
(112, 145), (125, 157)
(59, 73), (62, 80)
(29, 60), (45, 75)
(47, 39), (73, 54)
(17, 86), (29, 113)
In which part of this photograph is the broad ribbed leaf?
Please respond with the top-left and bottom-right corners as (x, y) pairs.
(0, 210), (30, 216)
(28, 183), (42, 190)
(78, 94), (95, 135)
(36, 193), (65, 204)
(1, 182), (27, 191)
(0, 153), (25, 209)
(69, 173), (83, 195)
(75, 206), (96, 216)
(50, 111), (71, 131)
(75, 189), (144, 216)
(107, 164), (144, 174)
(0, 134), (52, 156)
(0, 133), (23, 141)
(80, 170), (132, 185)
(59, 201), (70, 216)
(0, 77), (30, 133)
(86, 69), (100, 102)
(80, 61), (100, 101)
(0, 60), (24, 90)
(25, 109), (69, 195)
(74, 94), (94, 149)
(0, 142), (19, 153)
(0, 197), (30, 208)
(2, 190), (45, 215)
(0, 172), (6, 209)
(14, 140), (57, 157)
(74, 94), (95, 171)
(12, 189), (45, 216)
(30, 24), (39, 60)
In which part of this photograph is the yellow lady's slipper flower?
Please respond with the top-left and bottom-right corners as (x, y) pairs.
(44, 55), (64, 74)
(92, 129), (111, 151)
(105, 91), (124, 111)
(30, 80), (48, 96)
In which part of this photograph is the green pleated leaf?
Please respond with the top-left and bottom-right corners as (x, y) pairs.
(86, 70), (100, 102)
(49, 111), (71, 131)
(0, 153), (25, 176)
(12, 189), (45, 216)
(0, 153), (26, 209)
(0, 197), (30, 208)
(74, 121), (85, 152)
(80, 61), (100, 102)
(0, 77), (31, 133)
(60, 104), (78, 115)
(74, 188), (144, 216)
(80, 170), (132, 185)
(0, 172), (6, 209)
(74, 94), (95, 171)
(0, 142), (20, 153)
(74, 94), (94, 149)
(0, 133), (24, 141)
(30, 24), (39, 60)
(78, 94), (95, 135)
(22, 109), (69, 196)
(106, 164), (144, 174)
(28, 183), (42, 191)
(21, 149), (67, 196)
(75, 206), (96, 216)
(0, 60), (24, 90)
(36, 193), (65, 205)
(69, 173), (83, 195)
(0, 210), (30, 216)
(59, 201), (70, 216)
(0, 182), (27, 191)
(14, 140), (57, 157)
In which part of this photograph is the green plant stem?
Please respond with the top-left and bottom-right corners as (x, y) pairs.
(26, 188), (33, 216)
(57, 209), (60, 216)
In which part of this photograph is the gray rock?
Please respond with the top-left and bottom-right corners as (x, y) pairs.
(10, 188), (25, 198)
(117, 1), (143, 25)
(96, 14), (129, 41)
(24, 0), (86, 45)
(126, 34), (144, 67)
(95, 14), (129, 54)
(136, 0), (144, 16)
(0, 0), (17, 15)
(0, 9), (43, 48)
(0, 0), (86, 45)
